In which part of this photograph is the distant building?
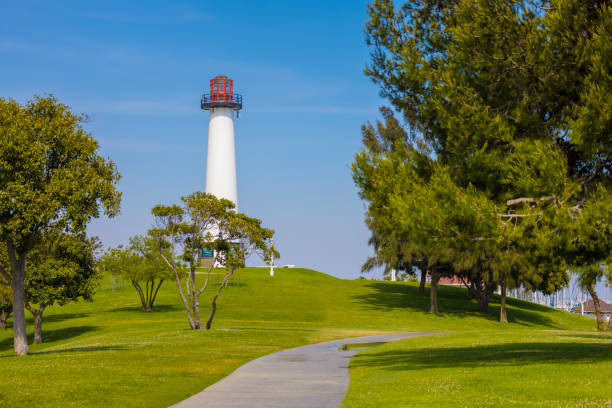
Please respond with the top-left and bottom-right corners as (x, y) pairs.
(572, 299), (612, 321)
(439, 275), (465, 286)
(426, 271), (466, 286)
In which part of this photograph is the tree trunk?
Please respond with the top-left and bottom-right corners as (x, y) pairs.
(162, 251), (197, 329)
(149, 279), (164, 312)
(33, 308), (44, 344)
(131, 281), (147, 312)
(0, 311), (9, 329)
(499, 280), (508, 323)
(585, 282), (606, 331)
(191, 267), (201, 329)
(25, 303), (46, 344)
(419, 269), (426, 295)
(206, 270), (233, 330)
(478, 289), (491, 313)
(429, 269), (439, 314)
(8, 245), (28, 355)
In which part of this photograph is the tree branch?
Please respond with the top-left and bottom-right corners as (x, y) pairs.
(205, 269), (234, 330)
(498, 213), (542, 219)
(197, 253), (218, 297)
(131, 280), (146, 311)
(160, 250), (195, 326)
(526, 0), (556, 11)
(506, 196), (554, 206)
(150, 279), (164, 310)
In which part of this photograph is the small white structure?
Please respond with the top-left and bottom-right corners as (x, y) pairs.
(269, 238), (275, 277)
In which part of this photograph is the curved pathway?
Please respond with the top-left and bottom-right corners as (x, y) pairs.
(171, 332), (433, 408)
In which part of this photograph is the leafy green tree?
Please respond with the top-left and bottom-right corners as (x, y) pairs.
(151, 192), (278, 330)
(25, 231), (101, 343)
(353, 108), (432, 294)
(360, 0), (611, 325)
(101, 235), (170, 312)
(0, 95), (121, 355)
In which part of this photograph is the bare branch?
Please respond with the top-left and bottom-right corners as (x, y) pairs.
(506, 196), (554, 206)
(197, 253), (218, 297)
(568, 199), (586, 219)
(160, 250), (195, 326)
(526, 0), (556, 11)
(498, 213), (543, 219)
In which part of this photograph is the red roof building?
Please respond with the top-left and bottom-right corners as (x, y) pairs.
(572, 299), (612, 315)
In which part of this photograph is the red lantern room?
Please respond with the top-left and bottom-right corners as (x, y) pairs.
(201, 75), (242, 111)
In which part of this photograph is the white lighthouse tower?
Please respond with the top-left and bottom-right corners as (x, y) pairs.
(201, 75), (243, 207)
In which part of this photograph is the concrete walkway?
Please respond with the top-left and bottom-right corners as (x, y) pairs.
(171, 332), (432, 408)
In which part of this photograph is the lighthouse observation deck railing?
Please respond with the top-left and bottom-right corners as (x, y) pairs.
(201, 93), (243, 110)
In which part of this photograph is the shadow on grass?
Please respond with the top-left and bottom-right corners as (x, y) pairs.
(352, 282), (561, 329)
(559, 333), (612, 340)
(109, 304), (183, 313)
(216, 327), (318, 332)
(31, 345), (125, 355)
(33, 312), (90, 323)
(0, 325), (99, 352)
(351, 340), (612, 371)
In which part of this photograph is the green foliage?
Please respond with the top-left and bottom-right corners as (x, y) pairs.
(0, 279), (11, 328)
(26, 231), (101, 308)
(0, 95), (121, 246)
(0, 94), (121, 353)
(152, 192), (278, 329)
(357, 0), (612, 324)
(100, 234), (171, 312)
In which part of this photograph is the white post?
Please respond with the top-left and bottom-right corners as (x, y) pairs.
(390, 269), (397, 282)
(270, 238), (275, 277)
(562, 288), (565, 311)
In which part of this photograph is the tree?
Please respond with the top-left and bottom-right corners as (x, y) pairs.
(0, 280), (11, 329)
(360, 0), (611, 325)
(559, 193), (612, 331)
(353, 108), (432, 294)
(0, 95), (121, 355)
(25, 231), (101, 343)
(101, 234), (170, 312)
(0, 244), (11, 329)
(152, 192), (277, 330)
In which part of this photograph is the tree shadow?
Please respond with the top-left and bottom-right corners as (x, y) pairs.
(109, 304), (182, 313)
(31, 345), (125, 355)
(34, 312), (90, 323)
(352, 282), (561, 328)
(216, 327), (319, 332)
(559, 333), (612, 340)
(350, 340), (612, 371)
(0, 325), (99, 351)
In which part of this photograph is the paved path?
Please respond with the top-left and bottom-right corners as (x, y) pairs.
(171, 332), (433, 408)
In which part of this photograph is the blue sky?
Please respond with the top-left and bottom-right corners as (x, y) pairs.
(2, 1), (610, 301)
(0, 0), (385, 278)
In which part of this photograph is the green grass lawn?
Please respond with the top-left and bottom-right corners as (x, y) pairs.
(0, 267), (609, 407)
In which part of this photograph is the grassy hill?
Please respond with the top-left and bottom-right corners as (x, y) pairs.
(0, 268), (608, 407)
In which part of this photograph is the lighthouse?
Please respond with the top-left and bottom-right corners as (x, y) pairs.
(201, 75), (243, 207)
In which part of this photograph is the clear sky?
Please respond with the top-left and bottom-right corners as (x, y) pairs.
(2, 1), (610, 301)
(0, 0), (385, 279)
